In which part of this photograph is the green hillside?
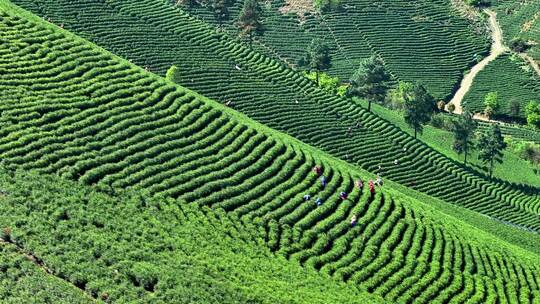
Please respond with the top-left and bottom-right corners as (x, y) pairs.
(362, 101), (540, 187)
(185, 0), (489, 100)
(0, 170), (385, 303)
(462, 53), (540, 120)
(0, 242), (94, 304)
(492, 0), (540, 62)
(0, 2), (539, 302)
(10, 0), (540, 232)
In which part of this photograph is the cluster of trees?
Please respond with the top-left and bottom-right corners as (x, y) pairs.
(295, 38), (511, 178)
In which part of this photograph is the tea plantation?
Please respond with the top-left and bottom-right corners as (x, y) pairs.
(462, 53), (540, 120)
(491, 0), (540, 62)
(1, 0), (540, 303)
(184, 0), (489, 100)
(10, 0), (540, 233)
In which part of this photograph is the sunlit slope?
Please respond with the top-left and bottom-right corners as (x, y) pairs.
(0, 170), (387, 303)
(8, 0), (540, 232)
(462, 53), (540, 120)
(0, 3), (540, 303)
(0, 242), (93, 303)
(176, 0), (488, 100)
(491, 0), (540, 62)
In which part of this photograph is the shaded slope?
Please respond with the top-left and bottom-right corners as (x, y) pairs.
(8, 0), (540, 231)
(0, 3), (539, 304)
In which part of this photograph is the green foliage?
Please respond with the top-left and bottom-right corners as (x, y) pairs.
(165, 65), (180, 83)
(452, 112), (478, 165)
(313, 0), (340, 12)
(303, 71), (347, 96)
(5, 0), (540, 240)
(477, 124), (507, 178)
(348, 56), (391, 111)
(509, 37), (528, 53)
(386, 81), (413, 110)
(403, 83), (437, 138)
(491, 0), (540, 62)
(465, 0), (490, 7)
(462, 54), (539, 119)
(447, 103), (456, 113)
(158, 0), (489, 100)
(483, 91), (500, 117)
(526, 101), (540, 129)
(0, 6), (539, 304)
(300, 38), (331, 85)
(0, 243), (93, 304)
(237, 0), (262, 44)
(507, 139), (540, 170)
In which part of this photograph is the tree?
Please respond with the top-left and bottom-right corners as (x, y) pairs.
(348, 56), (391, 112)
(212, 0), (229, 25)
(237, 0), (262, 47)
(526, 101), (540, 129)
(483, 91), (500, 118)
(477, 124), (506, 179)
(403, 83), (437, 139)
(165, 65), (180, 83)
(452, 111), (477, 165)
(313, 0), (340, 12)
(509, 37), (528, 53)
(303, 71), (347, 96)
(300, 38), (331, 86)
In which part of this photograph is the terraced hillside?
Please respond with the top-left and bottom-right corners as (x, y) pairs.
(462, 53), (540, 120)
(0, 4), (540, 303)
(184, 0), (489, 100)
(11, 0), (540, 230)
(0, 171), (387, 303)
(492, 0), (540, 62)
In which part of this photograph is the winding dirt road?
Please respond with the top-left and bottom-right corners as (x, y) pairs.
(447, 9), (508, 115)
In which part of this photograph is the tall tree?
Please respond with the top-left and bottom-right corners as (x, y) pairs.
(477, 124), (507, 179)
(403, 83), (436, 139)
(452, 111), (477, 165)
(348, 56), (391, 112)
(300, 38), (331, 86)
(237, 0), (262, 47)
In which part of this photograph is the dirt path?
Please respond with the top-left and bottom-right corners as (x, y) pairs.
(519, 53), (540, 76)
(447, 9), (508, 115)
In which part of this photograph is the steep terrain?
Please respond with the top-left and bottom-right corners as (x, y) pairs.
(9, 0), (540, 231)
(0, 2), (539, 302)
(462, 53), (540, 119)
(185, 0), (489, 100)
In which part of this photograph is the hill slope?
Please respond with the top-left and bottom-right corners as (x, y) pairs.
(0, 170), (385, 303)
(462, 53), (540, 120)
(9, 0), (540, 232)
(0, 2), (539, 303)
(186, 0), (489, 100)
